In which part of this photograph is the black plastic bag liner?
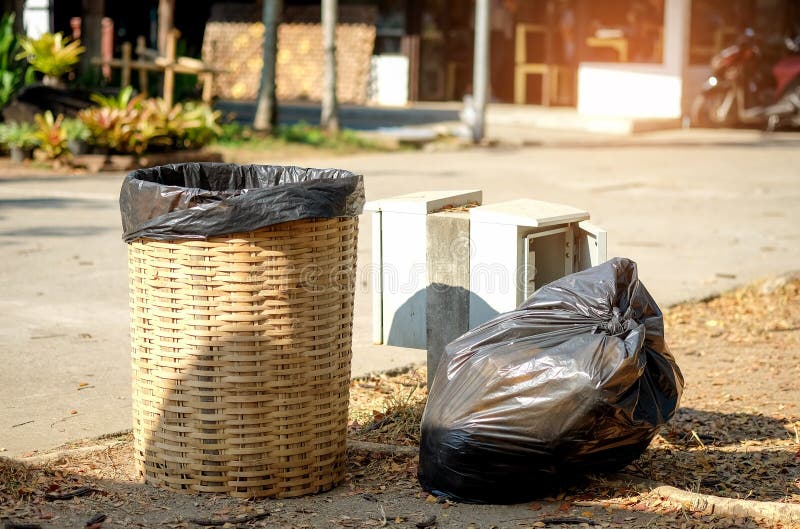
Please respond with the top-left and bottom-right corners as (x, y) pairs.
(120, 163), (365, 242)
(418, 258), (683, 504)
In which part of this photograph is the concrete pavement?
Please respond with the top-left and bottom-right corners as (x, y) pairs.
(2, 128), (800, 457)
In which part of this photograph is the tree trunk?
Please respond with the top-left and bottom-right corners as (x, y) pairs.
(79, 0), (104, 77)
(253, 0), (281, 132)
(320, 0), (339, 133)
(3, 0), (25, 34)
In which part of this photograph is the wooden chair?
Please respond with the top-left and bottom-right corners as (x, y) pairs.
(514, 23), (576, 106)
(514, 23), (554, 105)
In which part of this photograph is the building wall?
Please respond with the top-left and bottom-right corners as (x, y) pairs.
(577, 0), (690, 118)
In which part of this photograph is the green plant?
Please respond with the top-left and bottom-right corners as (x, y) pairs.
(16, 31), (84, 79)
(279, 122), (326, 146)
(78, 93), (222, 155)
(139, 98), (187, 149)
(0, 13), (34, 111)
(33, 111), (68, 159)
(62, 117), (89, 142)
(217, 119), (251, 143)
(0, 120), (38, 149)
(212, 120), (384, 153)
(78, 104), (137, 153)
(79, 87), (143, 153)
(177, 101), (222, 149)
(90, 85), (140, 110)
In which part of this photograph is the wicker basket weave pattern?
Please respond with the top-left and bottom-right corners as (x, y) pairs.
(128, 217), (358, 498)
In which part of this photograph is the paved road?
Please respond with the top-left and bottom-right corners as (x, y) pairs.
(217, 100), (462, 130)
(2, 129), (799, 456)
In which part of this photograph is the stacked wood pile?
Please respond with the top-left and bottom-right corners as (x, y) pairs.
(202, 4), (376, 104)
(202, 19), (265, 100)
(277, 23), (375, 103)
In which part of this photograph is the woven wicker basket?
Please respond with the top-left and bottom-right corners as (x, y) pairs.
(128, 217), (358, 498)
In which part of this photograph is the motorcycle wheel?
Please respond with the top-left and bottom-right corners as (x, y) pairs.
(691, 91), (738, 128)
(767, 80), (800, 131)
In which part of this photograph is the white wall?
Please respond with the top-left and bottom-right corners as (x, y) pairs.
(23, 0), (51, 38)
(577, 0), (691, 118)
(368, 55), (409, 107)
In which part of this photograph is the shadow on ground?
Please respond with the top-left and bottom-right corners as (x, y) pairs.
(631, 407), (800, 502)
(2, 442), (769, 529)
(0, 226), (114, 238)
(0, 197), (113, 210)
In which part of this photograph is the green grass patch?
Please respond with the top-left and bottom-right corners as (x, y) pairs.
(214, 121), (391, 153)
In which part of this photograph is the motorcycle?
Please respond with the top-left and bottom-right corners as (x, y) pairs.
(691, 29), (800, 130)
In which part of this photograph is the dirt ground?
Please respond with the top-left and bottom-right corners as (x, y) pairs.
(1, 275), (798, 529)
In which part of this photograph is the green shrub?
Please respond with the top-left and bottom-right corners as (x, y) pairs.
(0, 120), (38, 149)
(33, 110), (68, 159)
(62, 117), (89, 142)
(16, 31), (84, 79)
(275, 122), (380, 150)
(78, 88), (141, 153)
(216, 119), (252, 144)
(213, 120), (382, 152)
(89, 85), (140, 110)
(0, 13), (34, 112)
(279, 122), (326, 146)
(78, 92), (221, 155)
(177, 101), (222, 149)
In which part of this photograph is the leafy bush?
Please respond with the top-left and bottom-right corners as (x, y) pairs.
(176, 101), (222, 149)
(78, 89), (141, 153)
(214, 120), (382, 152)
(62, 117), (89, 142)
(279, 122), (327, 146)
(90, 85), (141, 110)
(16, 31), (84, 79)
(0, 13), (34, 112)
(0, 120), (38, 149)
(33, 110), (68, 159)
(78, 90), (221, 155)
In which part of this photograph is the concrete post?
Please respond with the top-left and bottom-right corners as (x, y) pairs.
(471, 0), (490, 143)
(662, 0), (692, 75)
(425, 212), (471, 389)
(661, 0), (692, 116)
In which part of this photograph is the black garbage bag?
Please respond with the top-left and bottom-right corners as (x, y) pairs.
(418, 257), (683, 504)
(120, 163), (364, 242)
